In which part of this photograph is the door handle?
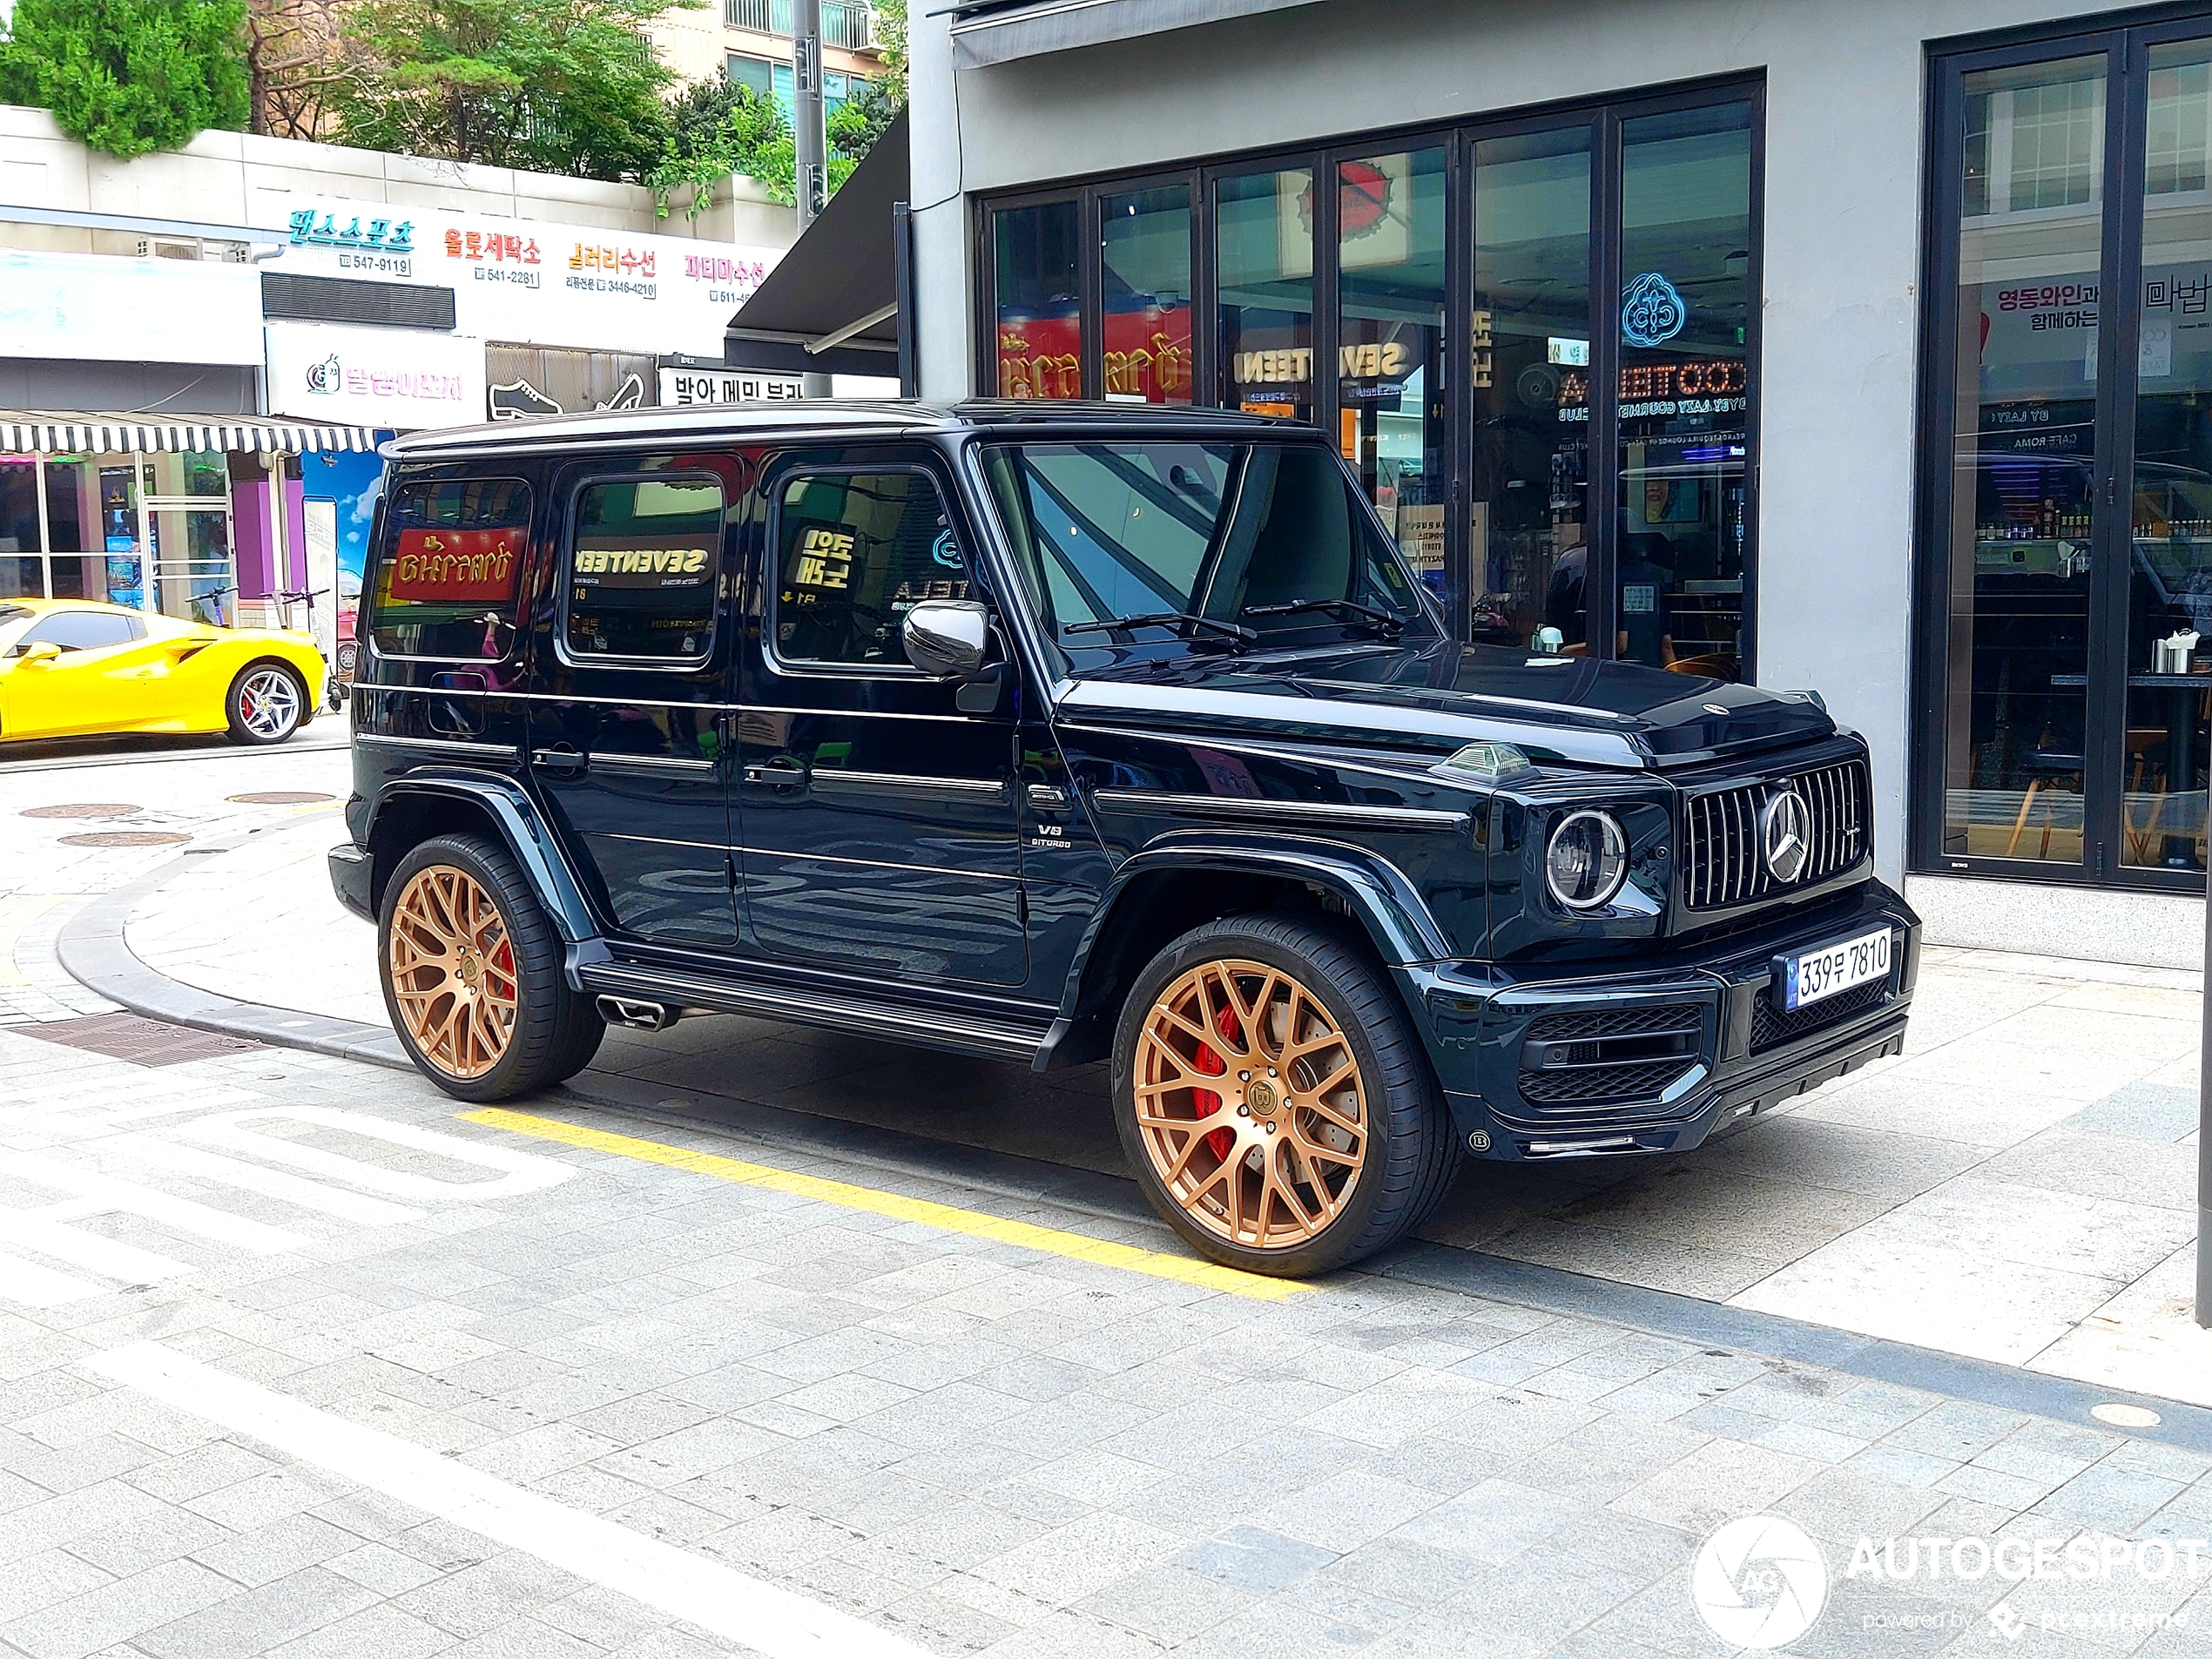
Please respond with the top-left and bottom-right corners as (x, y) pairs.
(532, 747), (588, 777)
(742, 758), (808, 791)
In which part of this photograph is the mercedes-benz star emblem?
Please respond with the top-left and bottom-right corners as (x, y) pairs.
(1759, 788), (1811, 884)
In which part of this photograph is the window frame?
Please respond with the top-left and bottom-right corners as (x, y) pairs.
(552, 468), (729, 672)
(365, 473), (535, 666)
(969, 71), (1767, 678)
(1910, 3), (2212, 894)
(761, 460), (973, 681)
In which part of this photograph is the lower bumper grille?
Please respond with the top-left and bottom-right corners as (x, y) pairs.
(1516, 1002), (1703, 1109)
(1747, 976), (1893, 1054)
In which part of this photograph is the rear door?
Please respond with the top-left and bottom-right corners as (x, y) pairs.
(733, 447), (1027, 986)
(525, 454), (745, 948)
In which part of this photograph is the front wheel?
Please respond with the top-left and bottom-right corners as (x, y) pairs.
(378, 833), (604, 1102)
(225, 662), (307, 745)
(1111, 914), (1460, 1277)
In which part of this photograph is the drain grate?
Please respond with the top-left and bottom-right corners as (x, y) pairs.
(58, 830), (191, 847)
(21, 803), (140, 819)
(227, 792), (336, 805)
(17, 1012), (263, 1066)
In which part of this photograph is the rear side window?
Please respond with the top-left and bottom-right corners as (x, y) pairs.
(12, 610), (141, 653)
(772, 470), (968, 669)
(563, 476), (724, 663)
(371, 477), (530, 660)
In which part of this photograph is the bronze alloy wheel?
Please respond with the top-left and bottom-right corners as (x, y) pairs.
(387, 865), (520, 1080)
(1134, 958), (1367, 1251)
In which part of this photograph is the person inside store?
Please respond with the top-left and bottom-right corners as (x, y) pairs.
(1618, 532), (1677, 668)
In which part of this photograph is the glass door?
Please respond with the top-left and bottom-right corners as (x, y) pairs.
(1936, 53), (2111, 871)
(2121, 37), (2212, 872)
(1925, 18), (2212, 888)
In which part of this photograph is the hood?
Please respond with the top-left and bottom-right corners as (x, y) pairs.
(1053, 641), (1836, 771)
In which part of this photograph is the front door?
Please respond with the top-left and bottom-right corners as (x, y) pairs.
(734, 452), (1027, 987)
(526, 455), (743, 948)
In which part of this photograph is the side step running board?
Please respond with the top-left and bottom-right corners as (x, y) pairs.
(578, 962), (1049, 1064)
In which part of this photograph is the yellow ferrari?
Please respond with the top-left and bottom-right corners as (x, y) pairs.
(0, 598), (327, 746)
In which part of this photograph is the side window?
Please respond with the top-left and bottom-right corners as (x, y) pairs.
(11, 610), (141, 654)
(772, 470), (968, 668)
(370, 477), (529, 660)
(563, 475), (724, 664)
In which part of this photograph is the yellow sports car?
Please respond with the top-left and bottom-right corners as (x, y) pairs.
(0, 598), (327, 746)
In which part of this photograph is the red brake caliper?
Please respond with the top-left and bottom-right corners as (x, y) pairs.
(1188, 1001), (1244, 1163)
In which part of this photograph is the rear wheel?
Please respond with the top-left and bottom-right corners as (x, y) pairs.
(226, 662), (307, 745)
(1112, 914), (1460, 1277)
(378, 833), (604, 1102)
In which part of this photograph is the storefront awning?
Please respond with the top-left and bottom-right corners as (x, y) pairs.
(725, 112), (907, 380)
(0, 412), (381, 456)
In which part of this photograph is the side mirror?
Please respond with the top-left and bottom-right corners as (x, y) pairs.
(16, 642), (61, 668)
(902, 599), (993, 678)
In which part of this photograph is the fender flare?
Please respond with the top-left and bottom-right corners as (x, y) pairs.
(361, 770), (601, 949)
(1041, 833), (1454, 1067)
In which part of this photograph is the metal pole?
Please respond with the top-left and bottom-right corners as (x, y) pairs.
(792, 0), (833, 400)
(2200, 858), (2211, 1325)
(893, 199), (917, 398)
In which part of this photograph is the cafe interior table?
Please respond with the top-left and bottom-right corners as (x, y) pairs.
(2052, 671), (2210, 867)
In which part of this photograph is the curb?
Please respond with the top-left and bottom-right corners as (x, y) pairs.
(51, 835), (2212, 1457)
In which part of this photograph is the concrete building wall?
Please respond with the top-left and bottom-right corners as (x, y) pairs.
(907, 0), (2118, 896)
(0, 105), (796, 250)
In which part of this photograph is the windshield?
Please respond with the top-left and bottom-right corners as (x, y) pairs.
(980, 441), (1432, 655)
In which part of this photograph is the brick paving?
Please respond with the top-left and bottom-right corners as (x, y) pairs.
(1, 1025), (2210, 1656)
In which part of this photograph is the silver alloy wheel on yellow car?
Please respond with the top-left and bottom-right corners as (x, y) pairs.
(377, 833), (604, 1102)
(226, 664), (305, 745)
(1112, 914), (1460, 1277)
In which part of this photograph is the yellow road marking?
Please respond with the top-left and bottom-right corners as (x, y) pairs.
(461, 1107), (1306, 1302)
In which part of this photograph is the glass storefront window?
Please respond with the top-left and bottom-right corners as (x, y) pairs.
(1338, 147), (1447, 601)
(1615, 103), (1754, 680)
(1471, 127), (1592, 652)
(1217, 167), (1315, 422)
(1101, 185), (1194, 405)
(0, 460), (39, 597)
(1940, 57), (2107, 867)
(2122, 40), (2212, 872)
(994, 200), (1083, 400)
(101, 463), (145, 611)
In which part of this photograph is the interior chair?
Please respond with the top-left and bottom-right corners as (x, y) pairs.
(2005, 739), (2085, 859)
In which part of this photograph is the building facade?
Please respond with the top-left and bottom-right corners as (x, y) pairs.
(906, 0), (2212, 965)
(0, 107), (800, 678)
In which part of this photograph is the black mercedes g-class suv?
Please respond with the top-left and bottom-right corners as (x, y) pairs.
(332, 401), (1916, 1276)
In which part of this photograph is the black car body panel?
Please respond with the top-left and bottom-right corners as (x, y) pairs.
(337, 401), (1918, 1162)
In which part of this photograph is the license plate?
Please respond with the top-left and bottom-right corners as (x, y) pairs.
(1777, 927), (1892, 1012)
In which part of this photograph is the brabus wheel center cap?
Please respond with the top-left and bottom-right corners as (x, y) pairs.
(1245, 1077), (1281, 1117)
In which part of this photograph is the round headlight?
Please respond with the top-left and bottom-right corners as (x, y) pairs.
(1545, 809), (1629, 911)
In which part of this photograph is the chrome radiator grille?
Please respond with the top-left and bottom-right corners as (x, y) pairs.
(1682, 759), (1868, 911)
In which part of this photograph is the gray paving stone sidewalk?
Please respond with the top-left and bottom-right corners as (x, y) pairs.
(2, 1024), (2210, 1657)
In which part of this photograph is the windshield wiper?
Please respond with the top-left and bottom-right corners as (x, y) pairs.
(1062, 610), (1258, 646)
(1240, 597), (1406, 637)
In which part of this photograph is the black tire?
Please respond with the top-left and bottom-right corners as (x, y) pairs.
(378, 833), (604, 1103)
(1111, 913), (1460, 1277)
(224, 660), (308, 745)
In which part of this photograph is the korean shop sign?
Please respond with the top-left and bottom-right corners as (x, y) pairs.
(259, 194), (786, 357)
(265, 321), (487, 429)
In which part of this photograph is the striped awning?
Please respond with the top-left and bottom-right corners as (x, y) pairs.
(0, 413), (381, 456)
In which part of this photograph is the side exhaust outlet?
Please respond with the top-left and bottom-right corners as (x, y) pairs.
(595, 995), (678, 1032)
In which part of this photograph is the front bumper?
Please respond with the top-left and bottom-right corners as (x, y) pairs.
(1405, 879), (1919, 1162)
(329, 841), (374, 922)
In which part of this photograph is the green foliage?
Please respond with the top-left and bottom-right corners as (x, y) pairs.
(828, 73), (898, 165)
(649, 66), (790, 217)
(336, 0), (680, 181)
(870, 0), (906, 78)
(0, 0), (251, 160)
